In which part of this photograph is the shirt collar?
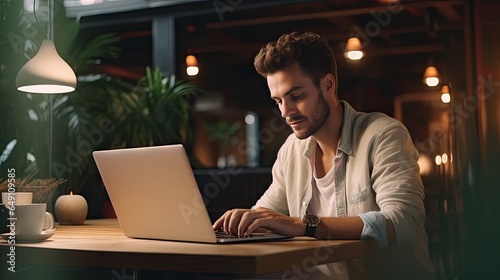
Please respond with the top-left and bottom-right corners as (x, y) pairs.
(338, 100), (355, 156)
(303, 137), (317, 158)
(302, 100), (355, 158)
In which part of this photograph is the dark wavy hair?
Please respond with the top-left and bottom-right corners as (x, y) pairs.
(254, 31), (337, 90)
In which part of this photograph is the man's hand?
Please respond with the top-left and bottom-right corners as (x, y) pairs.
(212, 207), (305, 237)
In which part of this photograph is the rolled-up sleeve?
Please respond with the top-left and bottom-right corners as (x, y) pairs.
(370, 125), (426, 245)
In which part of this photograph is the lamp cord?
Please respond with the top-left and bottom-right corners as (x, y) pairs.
(32, 0), (53, 40)
(48, 0), (54, 40)
(32, 0), (55, 178)
(49, 94), (53, 179)
(32, 0), (45, 40)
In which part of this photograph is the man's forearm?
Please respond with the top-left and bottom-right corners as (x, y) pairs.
(313, 215), (397, 244)
(314, 216), (364, 240)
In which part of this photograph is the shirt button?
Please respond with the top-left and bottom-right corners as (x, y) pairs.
(302, 201), (307, 206)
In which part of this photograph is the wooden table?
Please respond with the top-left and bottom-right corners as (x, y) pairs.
(0, 219), (375, 279)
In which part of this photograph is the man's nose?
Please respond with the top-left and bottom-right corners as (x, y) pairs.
(280, 100), (295, 119)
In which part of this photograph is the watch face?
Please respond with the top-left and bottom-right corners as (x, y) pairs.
(303, 214), (320, 226)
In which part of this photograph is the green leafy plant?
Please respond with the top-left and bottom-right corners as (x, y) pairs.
(108, 67), (203, 148)
(0, 1), (125, 194)
(1, 2), (205, 201)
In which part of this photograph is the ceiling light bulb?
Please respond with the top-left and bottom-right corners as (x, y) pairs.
(346, 51), (364, 60)
(442, 153), (448, 164)
(435, 155), (442, 166)
(441, 93), (450, 103)
(425, 77), (440, 87)
(187, 66), (199, 76)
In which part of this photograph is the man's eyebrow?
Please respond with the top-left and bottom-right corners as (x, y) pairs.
(271, 85), (304, 99)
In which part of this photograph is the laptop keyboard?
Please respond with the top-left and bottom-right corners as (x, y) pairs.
(215, 230), (261, 239)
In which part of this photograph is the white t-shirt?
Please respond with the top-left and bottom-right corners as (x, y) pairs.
(307, 151), (345, 217)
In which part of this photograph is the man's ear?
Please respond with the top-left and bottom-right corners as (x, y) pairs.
(323, 73), (336, 94)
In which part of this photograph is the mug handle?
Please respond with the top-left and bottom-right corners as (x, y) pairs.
(43, 212), (55, 231)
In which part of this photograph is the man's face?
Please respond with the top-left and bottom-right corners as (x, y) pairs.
(267, 63), (330, 139)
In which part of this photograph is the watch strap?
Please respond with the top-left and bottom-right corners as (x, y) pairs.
(305, 225), (317, 237)
(302, 214), (320, 237)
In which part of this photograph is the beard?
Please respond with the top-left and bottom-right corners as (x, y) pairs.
(287, 89), (330, 139)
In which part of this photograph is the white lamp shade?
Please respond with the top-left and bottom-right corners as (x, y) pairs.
(16, 40), (77, 94)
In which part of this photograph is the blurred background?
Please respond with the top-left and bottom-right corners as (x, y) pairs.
(1, 0), (499, 279)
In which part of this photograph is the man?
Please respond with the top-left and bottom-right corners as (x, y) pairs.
(213, 32), (435, 279)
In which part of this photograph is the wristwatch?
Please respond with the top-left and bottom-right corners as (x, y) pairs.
(301, 214), (321, 237)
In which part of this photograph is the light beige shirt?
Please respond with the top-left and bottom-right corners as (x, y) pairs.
(255, 101), (436, 280)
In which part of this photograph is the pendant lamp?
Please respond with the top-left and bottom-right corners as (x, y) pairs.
(186, 55), (199, 76)
(344, 37), (364, 60)
(440, 84), (451, 104)
(16, 0), (76, 94)
(423, 65), (440, 87)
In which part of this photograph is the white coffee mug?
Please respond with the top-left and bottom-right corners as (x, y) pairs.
(2, 192), (33, 207)
(12, 203), (54, 235)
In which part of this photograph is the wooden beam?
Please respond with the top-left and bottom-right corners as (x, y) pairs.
(187, 42), (444, 65)
(368, 44), (445, 56)
(436, 4), (462, 22)
(206, 1), (465, 29)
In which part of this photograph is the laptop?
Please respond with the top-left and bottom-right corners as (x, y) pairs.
(92, 144), (290, 243)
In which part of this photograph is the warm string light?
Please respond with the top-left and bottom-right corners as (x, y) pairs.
(435, 155), (442, 165)
(435, 153), (451, 166)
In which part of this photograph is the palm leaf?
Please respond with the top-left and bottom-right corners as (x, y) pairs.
(69, 33), (121, 73)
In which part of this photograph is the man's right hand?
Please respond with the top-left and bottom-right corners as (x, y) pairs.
(212, 207), (305, 237)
